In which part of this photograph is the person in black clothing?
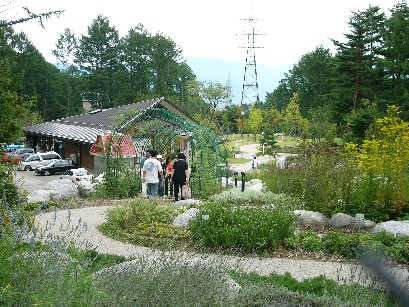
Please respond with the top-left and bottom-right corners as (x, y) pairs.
(172, 152), (189, 201)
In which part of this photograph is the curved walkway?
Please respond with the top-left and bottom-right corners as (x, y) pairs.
(229, 143), (290, 173)
(31, 143), (409, 288)
(35, 206), (409, 287)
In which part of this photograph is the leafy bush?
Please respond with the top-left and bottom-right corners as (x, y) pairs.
(297, 231), (322, 252)
(190, 190), (296, 253)
(100, 198), (191, 248)
(95, 160), (141, 199)
(343, 105), (409, 220)
(23, 200), (61, 212)
(240, 168), (261, 181)
(0, 164), (23, 209)
(208, 188), (296, 206)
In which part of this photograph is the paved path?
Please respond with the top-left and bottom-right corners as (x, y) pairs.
(35, 206), (409, 288)
(229, 143), (288, 173)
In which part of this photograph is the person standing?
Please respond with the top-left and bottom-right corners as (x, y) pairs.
(142, 150), (164, 198)
(157, 154), (165, 197)
(252, 156), (259, 170)
(164, 156), (173, 198)
(140, 149), (151, 196)
(172, 152), (189, 202)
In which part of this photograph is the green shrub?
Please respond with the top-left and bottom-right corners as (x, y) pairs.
(100, 198), (191, 249)
(231, 271), (398, 306)
(232, 283), (339, 306)
(388, 236), (409, 263)
(190, 190), (296, 253)
(290, 230), (409, 264)
(241, 168), (261, 181)
(208, 188), (297, 206)
(297, 231), (322, 252)
(0, 164), (24, 209)
(94, 161), (141, 199)
(24, 200), (61, 212)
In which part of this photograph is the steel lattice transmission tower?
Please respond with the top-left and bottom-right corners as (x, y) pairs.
(239, 15), (263, 106)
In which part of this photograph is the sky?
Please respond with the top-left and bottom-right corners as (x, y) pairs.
(6, 0), (397, 66)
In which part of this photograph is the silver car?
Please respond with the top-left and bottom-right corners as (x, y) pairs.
(18, 151), (62, 171)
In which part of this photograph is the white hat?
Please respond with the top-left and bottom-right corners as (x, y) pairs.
(157, 155), (162, 159)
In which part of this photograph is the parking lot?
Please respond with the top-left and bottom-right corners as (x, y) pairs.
(14, 169), (69, 193)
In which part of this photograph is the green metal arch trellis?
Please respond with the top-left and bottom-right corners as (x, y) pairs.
(106, 107), (229, 198)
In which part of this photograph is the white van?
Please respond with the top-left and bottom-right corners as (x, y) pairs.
(18, 151), (62, 171)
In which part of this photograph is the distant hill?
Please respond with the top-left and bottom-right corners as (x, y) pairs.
(186, 57), (292, 103)
(54, 59), (292, 104)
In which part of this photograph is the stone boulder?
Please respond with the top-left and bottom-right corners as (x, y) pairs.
(293, 210), (329, 227)
(330, 213), (356, 228)
(357, 219), (376, 229)
(371, 220), (409, 236)
(27, 190), (52, 203)
(172, 208), (200, 229)
(44, 179), (79, 199)
(330, 213), (376, 229)
(247, 179), (263, 191)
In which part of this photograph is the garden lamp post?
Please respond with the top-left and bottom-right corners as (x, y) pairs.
(241, 111), (245, 140)
(261, 131), (265, 156)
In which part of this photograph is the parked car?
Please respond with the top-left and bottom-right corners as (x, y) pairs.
(4, 144), (26, 152)
(35, 159), (78, 176)
(60, 168), (93, 184)
(2, 148), (35, 164)
(18, 151), (62, 171)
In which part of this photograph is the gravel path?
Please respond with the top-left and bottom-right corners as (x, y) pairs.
(34, 205), (409, 288)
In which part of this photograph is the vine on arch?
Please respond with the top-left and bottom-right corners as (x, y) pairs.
(103, 108), (228, 198)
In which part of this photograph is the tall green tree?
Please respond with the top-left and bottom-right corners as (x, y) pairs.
(308, 106), (337, 144)
(75, 15), (121, 108)
(383, 1), (409, 113)
(248, 106), (263, 139)
(0, 28), (42, 142)
(120, 24), (151, 102)
(285, 46), (336, 116)
(332, 5), (386, 114)
(282, 93), (308, 138)
(262, 105), (283, 133)
(265, 78), (292, 112)
(148, 33), (182, 97)
(52, 27), (78, 67)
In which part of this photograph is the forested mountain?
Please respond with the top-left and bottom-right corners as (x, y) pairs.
(1, 2), (409, 145)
